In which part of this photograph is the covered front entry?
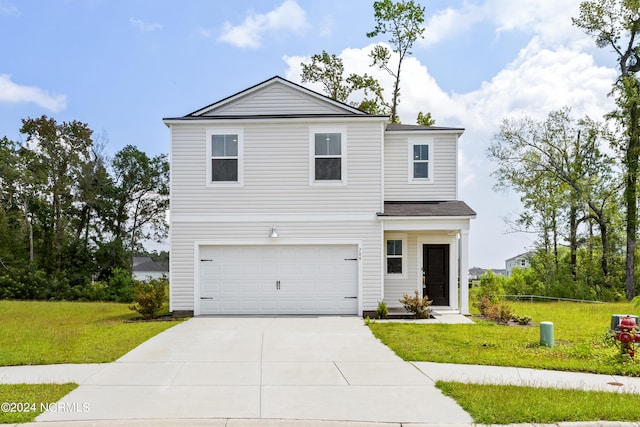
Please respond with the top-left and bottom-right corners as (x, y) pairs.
(423, 244), (449, 306)
(197, 244), (359, 315)
(378, 201), (476, 314)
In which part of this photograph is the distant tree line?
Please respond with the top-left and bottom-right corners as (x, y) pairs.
(0, 115), (169, 301)
(486, 0), (640, 302)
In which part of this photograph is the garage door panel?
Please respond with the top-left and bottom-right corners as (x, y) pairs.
(199, 245), (358, 315)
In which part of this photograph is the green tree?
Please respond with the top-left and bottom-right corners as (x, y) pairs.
(489, 108), (619, 291)
(417, 111), (435, 126)
(20, 116), (93, 275)
(0, 137), (28, 270)
(367, 0), (426, 123)
(573, 0), (640, 299)
(110, 145), (170, 272)
(300, 50), (388, 114)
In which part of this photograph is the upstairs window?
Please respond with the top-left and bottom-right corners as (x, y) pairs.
(310, 128), (346, 185)
(409, 139), (433, 183)
(212, 134), (238, 181)
(315, 133), (341, 180)
(207, 128), (243, 186)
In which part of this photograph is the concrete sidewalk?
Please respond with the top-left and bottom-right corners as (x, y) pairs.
(412, 361), (640, 394)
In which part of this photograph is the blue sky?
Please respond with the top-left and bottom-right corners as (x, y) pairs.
(0, 0), (619, 268)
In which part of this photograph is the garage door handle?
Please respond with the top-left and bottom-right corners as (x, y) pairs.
(344, 296), (357, 299)
(276, 280), (281, 290)
(200, 297), (213, 300)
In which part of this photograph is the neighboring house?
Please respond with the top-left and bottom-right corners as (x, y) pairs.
(163, 76), (476, 316)
(132, 256), (169, 281)
(505, 252), (532, 276)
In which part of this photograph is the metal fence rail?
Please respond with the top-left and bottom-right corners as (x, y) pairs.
(498, 294), (604, 304)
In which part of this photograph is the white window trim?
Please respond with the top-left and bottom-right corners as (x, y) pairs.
(206, 128), (244, 187)
(309, 126), (347, 186)
(408, 138), (434, 184)
(385, 232), (407, 279)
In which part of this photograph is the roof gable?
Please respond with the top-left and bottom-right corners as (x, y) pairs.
(189, 76), (367, 117)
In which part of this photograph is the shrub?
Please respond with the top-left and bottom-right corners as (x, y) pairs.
(474, 271), (516, 324)
(399, 290), (432, 319)
(513, 315), (532, 325)
(72, 280), (108, 301)
(107, 268), (133, 302)
(0, 267), (49, 300)
(480, 300), (513, 324)
(375, 300), (388, 319)
(504, 267), (544, 296)
(129, 278), (167, 319)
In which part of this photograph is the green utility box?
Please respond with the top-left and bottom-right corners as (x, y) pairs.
(540, 321), (554, 348)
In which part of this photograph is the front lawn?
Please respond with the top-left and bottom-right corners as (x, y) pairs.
(369, 301), (640, 376)
(437, 381), (640, 425)
(0, 383), (77, 424)
(0, 300), (180, 366)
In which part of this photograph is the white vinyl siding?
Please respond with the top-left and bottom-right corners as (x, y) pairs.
(384, 132), (458, 201)
(202, 83), (350, 116)
(170, 121), (382, 218)
(169, 117), (385, 315)
(169, 220), (381, 313)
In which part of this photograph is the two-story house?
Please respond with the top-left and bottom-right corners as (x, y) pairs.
(163, 76), (475, 317)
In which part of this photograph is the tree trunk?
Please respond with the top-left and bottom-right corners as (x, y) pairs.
(625, 101), (639, 300)
(569, 196), (578, 282)
(23, 203), (33, 263)
(390, 60), (402, 124)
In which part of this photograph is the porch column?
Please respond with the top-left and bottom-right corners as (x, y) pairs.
(459, 229), (470, 315)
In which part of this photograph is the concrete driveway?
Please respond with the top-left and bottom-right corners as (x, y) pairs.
(37, 316), (471, 424)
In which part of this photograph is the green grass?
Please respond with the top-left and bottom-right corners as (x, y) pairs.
(437, 381), (640, 424)
(0, 383), (77, 424)
(369, 301), (640, 376)
(0, 300), (180, 366)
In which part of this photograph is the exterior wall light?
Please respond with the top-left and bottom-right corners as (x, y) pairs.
(269, 226), (279, 238)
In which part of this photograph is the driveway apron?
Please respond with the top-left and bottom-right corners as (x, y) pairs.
(37, 316), (472, 424)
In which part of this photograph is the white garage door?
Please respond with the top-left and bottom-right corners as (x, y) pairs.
(198, 245), (359, 315)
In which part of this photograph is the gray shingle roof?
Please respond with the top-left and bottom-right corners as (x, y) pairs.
(377, 201), (476, 217)
(385, 123), (465, 132)
(133, 259), (169, 273)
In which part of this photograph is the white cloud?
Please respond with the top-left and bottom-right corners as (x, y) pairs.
(420, 0), (585, 50)
(454, 38), (616, 134)
(317, 15), (334, 38)
(130, 17), (163, 32)
(218, 0), (309, 48)
(0, 74), (66, 112)
(0, 1), (18, 17)
(421, 4), (484, 47)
